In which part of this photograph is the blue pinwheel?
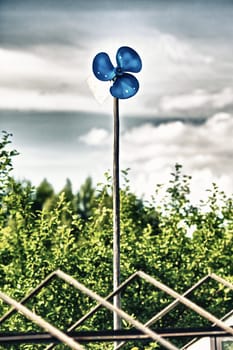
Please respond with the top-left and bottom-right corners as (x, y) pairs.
(92, 46), (142, 99)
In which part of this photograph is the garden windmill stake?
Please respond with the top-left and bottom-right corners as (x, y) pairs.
(92, 46), (142, 338)
(113, 96), (121, 332)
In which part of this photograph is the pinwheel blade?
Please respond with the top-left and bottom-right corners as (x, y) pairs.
(116, 46), (142, 73)
(110, 73), (139, 99)
(92, 52), (115, 81)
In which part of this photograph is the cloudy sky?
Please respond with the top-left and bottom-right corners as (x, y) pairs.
(0, 0), (233, 202)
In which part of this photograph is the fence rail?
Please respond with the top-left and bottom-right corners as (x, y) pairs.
(0, 270), (232, 350)
(0, 327), (233, 345)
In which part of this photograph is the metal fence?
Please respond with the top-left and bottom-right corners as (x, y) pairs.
(0, 270), (233, 349)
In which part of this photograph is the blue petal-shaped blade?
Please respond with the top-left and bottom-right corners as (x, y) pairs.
(116, 46), (142, 73)
(110, 73), (139, 99)
(92, 52), (115, 81)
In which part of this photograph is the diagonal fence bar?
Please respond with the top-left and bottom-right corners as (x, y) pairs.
(43, 271), (233, 350)
(1, 270), (233, 349)
(55, 269), (180, 350)
(0, 270), (179, 350)
(0, 270), (57, 325)
(116, 273), (233, 349)
(0, 290), (84, 350)
(210, 273), (233, 291)
(115, 273), (211, 349)
(45, 272), (140, 350)
(180, 274), (233, 350)
(137, 271), (233, 336)
(55, 271), (138, 330)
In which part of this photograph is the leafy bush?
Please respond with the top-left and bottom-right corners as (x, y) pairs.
(0, 132), (232, 350)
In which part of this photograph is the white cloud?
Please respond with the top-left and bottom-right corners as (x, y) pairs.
(79, 128), (110, 146)
(75, 114), (233, 203)
(0, 46), (144, 115)
(0, 48), (77, 84)
(119, 113), (233, 202)
(0, 47), (94, 109)
(157, 34), (213, 65)
(9, 110), (233, 203)
(159, 88), (233, 115)
(212, 88), (233, 108)
(0, 87), (94, 111)
(0, 32), (217, 117)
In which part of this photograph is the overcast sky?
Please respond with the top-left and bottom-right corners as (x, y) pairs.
(0, 0), (233, 202)
(1, 0), (233, 116)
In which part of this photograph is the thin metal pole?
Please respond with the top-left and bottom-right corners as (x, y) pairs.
(113, 97), (121, 334)
(55, 270), (179, 350)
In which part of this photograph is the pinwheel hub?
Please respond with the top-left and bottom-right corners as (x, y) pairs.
(115, 67), (124, 76)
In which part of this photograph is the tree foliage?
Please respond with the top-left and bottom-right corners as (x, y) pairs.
(0, 132), (233, 349)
